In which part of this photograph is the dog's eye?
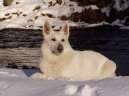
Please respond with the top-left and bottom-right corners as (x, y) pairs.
(61, 39), (65, 42)
(51, 38), (56, 41)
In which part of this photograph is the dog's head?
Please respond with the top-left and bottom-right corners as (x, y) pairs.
(42, 21), (70, 55)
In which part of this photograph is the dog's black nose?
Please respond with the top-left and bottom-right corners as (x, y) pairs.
(57, 44), (63, 52)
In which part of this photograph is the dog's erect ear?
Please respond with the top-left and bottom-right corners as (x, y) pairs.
(43, 21), (52, 35)
(61, 21), (69, 37)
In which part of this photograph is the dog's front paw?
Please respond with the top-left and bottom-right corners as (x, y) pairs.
(31, 73), (47, 79)
(56, 77), (70, 80)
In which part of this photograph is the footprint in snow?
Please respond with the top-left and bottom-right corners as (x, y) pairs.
(64, 84), (98, 96)
(0, 81), (10, 95)
(0, 71), (17, 77)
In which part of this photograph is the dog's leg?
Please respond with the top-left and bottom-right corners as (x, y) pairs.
(31, 73), (48, 79)
(56, 77), (70, 80)
(97, 60), (116, 79)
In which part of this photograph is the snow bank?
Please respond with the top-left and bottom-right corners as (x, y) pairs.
(0, 0), (83, 30)
(0, 68), (129, 96)
(120, 26), (129, 30)
(111, 19), (125, 27)
(0, 0), (129, 30)
(64, 84), (98, 96)
(80, 85), (98, 96)
(77, 21), (109, 28)
(65, 84), (78, 95)
(85, 5), (99, 10)
(114, 0), (129, 11)
(101, 7), (110, 17)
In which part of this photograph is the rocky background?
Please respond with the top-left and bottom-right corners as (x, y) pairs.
(0, 0), (129, 29)
(63, 0), (129, 26)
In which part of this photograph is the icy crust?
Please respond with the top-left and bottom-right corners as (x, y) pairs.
(0, 68), (129, 96)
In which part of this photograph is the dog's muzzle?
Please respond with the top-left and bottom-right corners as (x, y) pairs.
(57, 44), (63, 53)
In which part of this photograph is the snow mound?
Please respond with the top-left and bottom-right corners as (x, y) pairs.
(64, 84), (98, 96)
(0, 0), (83, 30)
(85, 5), (99, 10)
(65, 84), (78, 95)
(114, 0), (129, 11)
(0, 68), (129, 96)
(80, 85), (98, 96)
(111, 19), (125, 27)
(0, 81), (10, 90)
(0, 0), (129, 30)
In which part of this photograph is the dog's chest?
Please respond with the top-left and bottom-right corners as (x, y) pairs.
(42, 58), (68, 77)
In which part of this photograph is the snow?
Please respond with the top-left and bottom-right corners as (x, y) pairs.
(64, 84), (98, 96)
(120, 26), (129, 29)
(0, 0), (3, 7)
(101, 7), (110, 17)
(111, 19), (125, 27)
(80, 85), (98, 96)
(0, 0), (3, 3)
(114, 0), (129, 11)
(85, 5), (99, 10)
(64, 84), (78, 95)
(77, 21), (109, 28)
(0, 0), (129, 29)
(0, 68), (129, 96)
(0, 0), (83, 30)
(111, 19), (129, 29)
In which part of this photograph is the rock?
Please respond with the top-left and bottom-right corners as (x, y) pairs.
(87, 0), (99, 4)
(83, 8), (105, 23)
(78, 0), (112, 8)
(69, 0), (129, 24)
(70, 12), (82, 22)
(96, 0), (112, 8)
(118, 8), (129, 20)
(108, 7), (118, 23)
(68, 8), (107, 24)
(3, 0), (14, 6)
(125, 17), (129, 25)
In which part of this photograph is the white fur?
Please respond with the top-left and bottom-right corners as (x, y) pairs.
(31, 21), (116, 80)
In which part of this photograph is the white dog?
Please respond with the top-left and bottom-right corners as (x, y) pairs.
(31, 21), (116, 80)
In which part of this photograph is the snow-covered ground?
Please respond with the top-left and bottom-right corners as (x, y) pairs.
(0, 68), (129, 96)
(0, 0), (129, 30)
(0, 1), (129, 95)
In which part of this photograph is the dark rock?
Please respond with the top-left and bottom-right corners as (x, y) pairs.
(77, 0), (112, 8)
(125, 17), (129, 25)
(118, 8), (129, 20)
(33, 6), (41, 11)
(83, 8), (104, 23)
(3, 0), (14, 6)
(96, 0), (113, 8)
(108, 7), (118, 23)
(87, 0), (99, 4)
(70, 12), (82, 22)
(68, 8), (107, 24)
(56, 0), (62, 5)
(69, 0), (129, 24)
(60, 15), (69, 20)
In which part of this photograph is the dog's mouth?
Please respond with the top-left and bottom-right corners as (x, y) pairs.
(52, 50), (63, 55)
